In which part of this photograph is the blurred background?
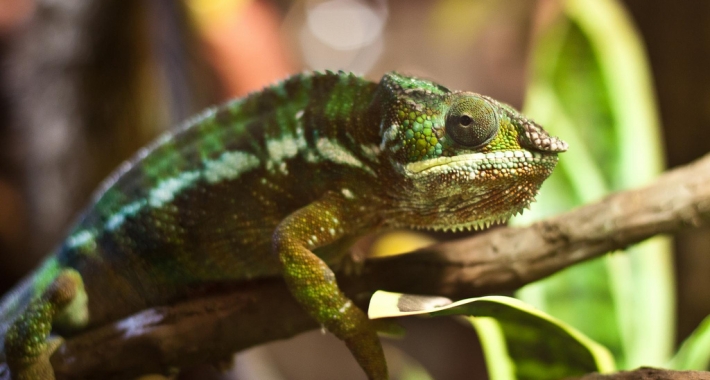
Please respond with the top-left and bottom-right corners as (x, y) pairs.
(0, 0), (709, 379)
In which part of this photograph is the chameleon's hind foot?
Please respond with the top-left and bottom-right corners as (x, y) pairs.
(5, 337), (63, 380)
(5, 270), (85, 380)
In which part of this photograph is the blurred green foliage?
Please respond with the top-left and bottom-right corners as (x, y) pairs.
(389, 1), (710, 377)
(514, 0), (675, 371)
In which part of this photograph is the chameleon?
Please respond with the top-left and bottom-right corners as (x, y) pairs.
(0, 71), (566, 379)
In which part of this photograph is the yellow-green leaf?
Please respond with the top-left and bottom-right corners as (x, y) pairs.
(369, 291), (616, 379)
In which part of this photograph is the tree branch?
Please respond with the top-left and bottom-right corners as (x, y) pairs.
(2, 153), (709, 379)
(574, 367), (710, 379)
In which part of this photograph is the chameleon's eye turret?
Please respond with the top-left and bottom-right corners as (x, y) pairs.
(445, 96), (499, 148)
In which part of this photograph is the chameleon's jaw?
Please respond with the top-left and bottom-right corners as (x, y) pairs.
(395, 149), (560, 232)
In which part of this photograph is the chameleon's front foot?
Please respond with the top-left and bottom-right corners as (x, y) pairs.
(5, 270), (86, 380)
(274, 195), (388, 379)
(281, 253), (388, 380)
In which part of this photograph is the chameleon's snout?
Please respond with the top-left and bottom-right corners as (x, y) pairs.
(518, 120), (568, 153)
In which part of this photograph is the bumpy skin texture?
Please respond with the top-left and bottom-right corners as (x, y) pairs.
(0, 71), (566, 379)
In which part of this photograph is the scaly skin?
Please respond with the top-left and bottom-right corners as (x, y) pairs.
(0, 71), (566, 379)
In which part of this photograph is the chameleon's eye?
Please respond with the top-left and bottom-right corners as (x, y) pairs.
(445, 96), (499, 148)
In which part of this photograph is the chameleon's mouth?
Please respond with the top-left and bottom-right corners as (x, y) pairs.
(405, 150), (556, 175)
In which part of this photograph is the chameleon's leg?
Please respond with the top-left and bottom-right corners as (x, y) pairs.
(273, 194), (387, 380)
(5, 269), (87, 380)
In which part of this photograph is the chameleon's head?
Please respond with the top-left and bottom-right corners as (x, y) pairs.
(376, 72), (568, 231)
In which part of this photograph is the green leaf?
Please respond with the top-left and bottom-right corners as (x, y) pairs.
(471, 317), (516, 380)
(668, 314), (710, 370)
(369, 291), (616, 379)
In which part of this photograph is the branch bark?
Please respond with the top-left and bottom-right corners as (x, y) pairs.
(3, 152), (710, 379)
(573, 367), (710, 379)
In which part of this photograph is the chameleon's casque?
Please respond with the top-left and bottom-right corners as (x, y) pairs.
(0, 71), (566, 380)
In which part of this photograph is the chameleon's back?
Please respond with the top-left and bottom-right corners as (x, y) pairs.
(2, 71), (383, 330)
